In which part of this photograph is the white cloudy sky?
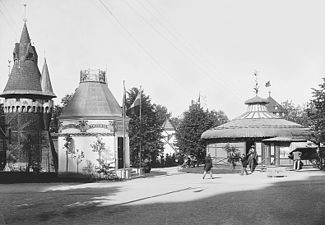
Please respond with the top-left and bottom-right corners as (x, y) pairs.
(0, 0), (325, 119)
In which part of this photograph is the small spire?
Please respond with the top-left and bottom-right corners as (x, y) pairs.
(20, 22), (31, 44)
(41, 58), (56, 97)
(198, 92), (201, 105)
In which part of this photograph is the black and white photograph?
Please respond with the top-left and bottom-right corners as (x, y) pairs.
(0, 0), (324, 224)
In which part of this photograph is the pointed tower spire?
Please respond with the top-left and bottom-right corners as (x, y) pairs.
(41, 58), (56, 97)
(20, 4), (30, 44)
(19, 22), (31, 44)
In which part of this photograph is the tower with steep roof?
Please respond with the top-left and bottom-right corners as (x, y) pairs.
(0, 22), (56, 172)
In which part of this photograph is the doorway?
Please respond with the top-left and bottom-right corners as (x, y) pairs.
(117, 137), (124, 169)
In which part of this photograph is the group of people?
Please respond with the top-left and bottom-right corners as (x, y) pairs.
(202, 145), (259, 179)
(240, 145), (259, 175)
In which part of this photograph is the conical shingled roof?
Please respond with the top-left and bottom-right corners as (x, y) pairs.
(201, 95), (309, 139)
(0, 23), (54, 98)
(60, 69), (122, 120)
(41, 58), (56, 97)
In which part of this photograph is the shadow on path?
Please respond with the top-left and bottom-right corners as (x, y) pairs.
(1, 174), (324, 225)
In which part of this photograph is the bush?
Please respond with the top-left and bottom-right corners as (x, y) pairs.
(223, 144), (241, 169)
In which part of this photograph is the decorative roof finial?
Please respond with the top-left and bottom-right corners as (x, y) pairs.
(253, 71), (259, 95)
(23, 4), (27, 23)
(8, 60), (11, 76)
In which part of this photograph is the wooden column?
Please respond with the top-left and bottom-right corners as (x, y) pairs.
(266, 144), (271, 166)
(275, 145), (280, 166)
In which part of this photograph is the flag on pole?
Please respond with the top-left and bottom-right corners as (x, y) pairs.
(129, 88), (141, 110)
(265, 81), (271, 87)
(122, 81), (126, 115)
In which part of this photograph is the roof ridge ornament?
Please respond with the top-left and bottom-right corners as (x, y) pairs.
(23, 4), (27, 23)
(80, 69), (106, 84)
(253, 71), (259, 95)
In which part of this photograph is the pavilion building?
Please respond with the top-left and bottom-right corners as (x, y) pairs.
(0, 22), (56, 172)
(58, 69), (130, 177)
(161, 118), (178, 158)
(201, 95), (310, 167)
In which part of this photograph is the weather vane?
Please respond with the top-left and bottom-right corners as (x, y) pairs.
(23, 4), (27, 23)
(253, 71), (259, 95)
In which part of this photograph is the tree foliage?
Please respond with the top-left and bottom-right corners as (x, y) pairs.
(170, 117), (181, 130)
(175, 102), (229, 164)
(126, 88), (164, 166)
(224, 144), (241, 169)
(155, 104), (171, 126)
(63, 134), (74, 173)
(306, 79), (325, 145)
(50, 93), (73, 133)
(90, 136), (106, 167)
(281, 100), (310, 127)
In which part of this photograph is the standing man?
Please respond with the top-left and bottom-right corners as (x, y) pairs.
(202, 153), (213, 179)
(240, 153), (249, 175)
(292, 151), (302, 171)
(248, 145), (258, 173)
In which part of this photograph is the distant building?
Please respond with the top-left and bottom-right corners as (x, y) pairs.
(266, 93), (285, 117)
(201, 94), (310, 167)
(58, 69), (130, 177)
(161, 118), (178, 157)
(0, 22), (56, 172)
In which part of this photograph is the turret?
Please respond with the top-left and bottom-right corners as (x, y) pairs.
(0, 21), (56, 172)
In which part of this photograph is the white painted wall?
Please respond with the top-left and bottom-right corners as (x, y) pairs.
(161, 129), (178, 157)
(58, 118), (130, 175)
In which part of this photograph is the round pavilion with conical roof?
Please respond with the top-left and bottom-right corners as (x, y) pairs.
(201, 94), (310, 166)
(58, 69), (130, 177)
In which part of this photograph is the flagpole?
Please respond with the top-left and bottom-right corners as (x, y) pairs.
(139, 86), (142, 172)
(122, 80), (126, 178)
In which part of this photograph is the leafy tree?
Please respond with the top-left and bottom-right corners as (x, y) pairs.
(306, 79), (325, 169)
(175, 102), (228, 164)
(207, 110), (229, 127)
(170, 116), (181, 130)
(307, 79), (325, 145)
(126, 88), (164, 167)
(281, 100), (310, 127)
(61, 94), (74, 107)
(63, 134), (74, 173)
(82, 160), (95, 177)
(50, 93), (73, 133)
(73, 149), (85, 174)
(155, 104), (171, 126)
(6, 144), (20, 171)
(90, 136), (106, 172)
